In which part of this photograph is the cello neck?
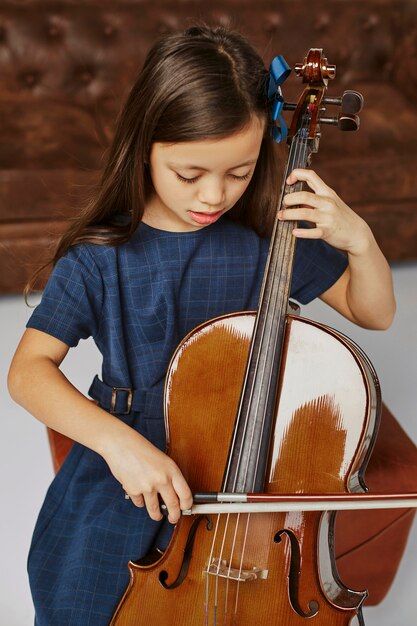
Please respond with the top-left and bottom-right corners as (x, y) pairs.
(222, 133), (312, 495)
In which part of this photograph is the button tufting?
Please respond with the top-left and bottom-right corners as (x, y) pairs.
(265, 14), (282, 33)
(363, 14), (379, 30)
(78, 69), (94, 85)
(103, 24), (116, 37)
(157, 16), (179, 35)
(48, 25), (60, 38)
(315, 14), (330, 31)
(21, 71), (39, 88)
(213, 13), (231, 27)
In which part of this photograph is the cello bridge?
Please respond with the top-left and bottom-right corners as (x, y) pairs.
(204, 558), (268, 582)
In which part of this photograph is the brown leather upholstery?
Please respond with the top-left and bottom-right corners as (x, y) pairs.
(47, 403), (417, 606)
(1, 1), (417, 293)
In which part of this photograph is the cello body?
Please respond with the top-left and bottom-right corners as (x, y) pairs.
(111, 312), (380, 625)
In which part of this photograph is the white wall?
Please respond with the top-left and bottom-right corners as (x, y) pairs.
(1, 262), (416, 625)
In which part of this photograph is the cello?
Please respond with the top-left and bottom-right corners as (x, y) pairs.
(110, 49), (414, 625)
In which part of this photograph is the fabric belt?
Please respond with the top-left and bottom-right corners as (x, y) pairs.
(88, 375), (147, 415)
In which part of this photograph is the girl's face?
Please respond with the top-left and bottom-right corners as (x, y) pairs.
(144, 116), (265, 232)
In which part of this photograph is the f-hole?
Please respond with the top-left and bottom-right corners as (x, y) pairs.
(274, 529), (319, 618)
(159, 516), (213, 590)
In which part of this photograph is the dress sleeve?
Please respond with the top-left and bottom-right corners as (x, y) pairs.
(290, 236), (348, 305)
(26, 245), (104, 347)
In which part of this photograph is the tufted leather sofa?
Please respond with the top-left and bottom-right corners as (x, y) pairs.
(1, 1), (417, 293)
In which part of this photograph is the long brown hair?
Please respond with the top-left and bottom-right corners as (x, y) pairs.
(27, 24), (282, 295)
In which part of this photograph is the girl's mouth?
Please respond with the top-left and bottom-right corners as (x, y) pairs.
(189, 210), (223, 225)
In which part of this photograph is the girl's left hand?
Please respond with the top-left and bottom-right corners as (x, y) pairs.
(279, 169), (372, 256)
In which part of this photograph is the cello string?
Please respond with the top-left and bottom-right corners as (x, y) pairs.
(224, 137), (298, 492)
(217, 104), (312, 623)
(222, 218), (293, 615)
(227, 131), (299, 491)
(213, 231), (290, 620)
(201, 125), (306, 626)
(248, 115), (309, 492)
(241, 113), (309, 513)
(234, 121), (311, 623)
(213, 513), (232, 611)
(223, 111), (308, 615)
(205, 514), (222, 624)
(232, 113), (310, 617)
(248, 111), (310, 490)
(215, 206), (297, 618)
(222, 513), (242, 625)
(228, 111), (311, 621)
(238, 112), (309, 494)
(232, 513), (252, 622)
(223, 123), (300, 494)
(211, 241), (293, 620)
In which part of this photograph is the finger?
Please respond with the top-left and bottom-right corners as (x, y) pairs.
(130, 494), (145, 508)
(286, 169), (333, 196)
(292, 226), (324, 239)
(159, 487), (182, 524)
(278, 208), (318, 223)
(172, 473), (193, 511)
(143, 491), (164, 522)
(283, 192), (331, 210)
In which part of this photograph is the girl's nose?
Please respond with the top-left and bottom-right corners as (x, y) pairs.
(198, 179), (226, 207)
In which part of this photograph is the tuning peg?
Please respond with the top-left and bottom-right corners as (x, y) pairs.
(341, 90), (364, 115)
(338, 113), (360, 131)
(319, 113), (360, 131)
(323, 90), (364, 115)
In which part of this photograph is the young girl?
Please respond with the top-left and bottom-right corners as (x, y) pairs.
(8, 24), (395, 626)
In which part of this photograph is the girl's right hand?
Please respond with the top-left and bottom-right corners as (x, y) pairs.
(103, 429), (193, 524)
(8, 330), (193, 524)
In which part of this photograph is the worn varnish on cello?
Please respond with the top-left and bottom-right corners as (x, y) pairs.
(111, 50), (377, 626)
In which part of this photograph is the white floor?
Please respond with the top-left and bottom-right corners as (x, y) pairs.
(1, 261), (416, 625)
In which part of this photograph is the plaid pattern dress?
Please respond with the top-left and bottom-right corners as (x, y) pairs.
(26, 217), (348, 625)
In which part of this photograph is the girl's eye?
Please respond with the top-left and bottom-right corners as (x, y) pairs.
(175, 172), (251, 184)
(175, 173), (199, 184)
(231, 173), (251, 181)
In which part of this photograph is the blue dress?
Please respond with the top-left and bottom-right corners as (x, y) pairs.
(26, 217), (347, 625)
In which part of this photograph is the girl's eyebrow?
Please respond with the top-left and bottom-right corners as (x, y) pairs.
(167, 159), (257, 171)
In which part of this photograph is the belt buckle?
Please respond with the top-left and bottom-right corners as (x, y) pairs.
(111, 387), (133, 414)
